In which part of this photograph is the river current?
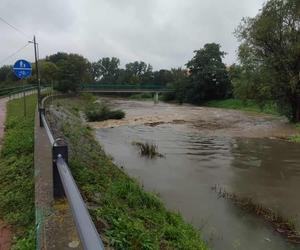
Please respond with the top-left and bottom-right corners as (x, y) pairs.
(93, 98), (300, 250)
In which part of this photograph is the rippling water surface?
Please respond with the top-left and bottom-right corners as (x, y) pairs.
(95, 105), (300, 250)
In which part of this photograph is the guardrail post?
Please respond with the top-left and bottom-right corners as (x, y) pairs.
(52, 144), (67, 198)
(39, 108), (45, 128)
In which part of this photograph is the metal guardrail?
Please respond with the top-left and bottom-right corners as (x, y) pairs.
(56, 156), (105, 249)
(9, 86), (38, 98)
(39, 98), (105, 250)
(0, 85), (38, 97)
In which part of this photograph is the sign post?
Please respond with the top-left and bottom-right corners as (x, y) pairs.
(13, 59), (32, 117)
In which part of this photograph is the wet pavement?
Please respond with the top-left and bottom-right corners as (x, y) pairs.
(0, 97), (11, 250)
(0, 98), (8, 147)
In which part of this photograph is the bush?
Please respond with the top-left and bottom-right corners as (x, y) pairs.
(81, 93), (96, 103)
(85, 102), (125, 122)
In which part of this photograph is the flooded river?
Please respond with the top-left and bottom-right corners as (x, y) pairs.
(92, 99), (300, 250)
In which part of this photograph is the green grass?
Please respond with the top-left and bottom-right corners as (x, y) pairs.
(0, 95), (37, 249)
(49, 98), (208, 250)
(289, 123), (300, 143)
(289, 135), (300, 142)
(205, 99), (279, 116)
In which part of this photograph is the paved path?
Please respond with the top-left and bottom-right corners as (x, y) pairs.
(34, 109), (82, 249)
(0, 97), (11, 250)
(0, 98), (8, 147)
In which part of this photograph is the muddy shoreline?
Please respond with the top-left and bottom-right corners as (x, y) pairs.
(90, 98), (297, 139)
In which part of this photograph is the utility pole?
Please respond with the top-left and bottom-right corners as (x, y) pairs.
(33, 35), (41, 109)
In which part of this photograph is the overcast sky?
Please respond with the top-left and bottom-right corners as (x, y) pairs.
(1, 0), (265, 70)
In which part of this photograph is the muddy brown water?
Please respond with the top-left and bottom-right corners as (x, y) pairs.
(92, 98), (300, 250)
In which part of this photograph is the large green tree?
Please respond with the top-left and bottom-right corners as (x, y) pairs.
(153, 70), (173, 86)
(125, 61), (153, 84)
(236, 0), (300, 121)
(185, 43), (231, 103)
(92, 57), (120, 83)
(165, 68), (189, 103)
(47, 53), (91, 92)
(39, 61), (58, 85)
(0, 65), (18, 87)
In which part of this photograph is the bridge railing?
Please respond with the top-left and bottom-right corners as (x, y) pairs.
(39, 98), (105, 250)
(80, 83), (170, 90)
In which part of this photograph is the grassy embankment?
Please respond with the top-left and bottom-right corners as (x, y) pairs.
(205, 99), (279, 116)
(49, 96), (208, 250)
(289, 123), (300, 142)
(0, 95), (36, 249)
(205, 99), (300, 143)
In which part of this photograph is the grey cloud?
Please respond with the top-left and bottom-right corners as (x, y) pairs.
(1, 0), (265, 69)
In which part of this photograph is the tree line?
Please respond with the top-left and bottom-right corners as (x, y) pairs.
(232, 0), (300, 122)
(0, 0), (299, 121)
(0, 53), (175, 91)
(0, 44), (232, 103)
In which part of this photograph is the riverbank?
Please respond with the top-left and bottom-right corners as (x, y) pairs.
(204, 99), (279, 116)
(87, 97), (296, 139)
(289, 124), (300, 142)
(0, 97), (11, 250)
(204, 99), (300, 142)
(91, 97), (300, 249)
(48, 96), (208, 249)
(0, 95), (36, 249)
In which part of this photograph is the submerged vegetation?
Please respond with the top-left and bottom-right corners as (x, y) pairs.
(132, 141), (164, 158)
(212, 185), (300, 244)
(0, 95), (36, 249)
(48, 99), (208, 249)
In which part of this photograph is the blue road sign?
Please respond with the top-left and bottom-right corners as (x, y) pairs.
(13, 59), (32, 79)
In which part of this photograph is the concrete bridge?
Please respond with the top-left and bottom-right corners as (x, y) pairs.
(80, 84), (173, 103)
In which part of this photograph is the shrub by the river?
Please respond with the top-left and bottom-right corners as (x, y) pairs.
(81, 92), (96, 103)
(289, 134), (300, 143)
(85, 102), (125, 122)
(289, 124), (300, 143)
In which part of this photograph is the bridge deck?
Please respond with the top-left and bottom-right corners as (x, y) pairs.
(80, 84), (173, 93)
(80, 89), (171, 93)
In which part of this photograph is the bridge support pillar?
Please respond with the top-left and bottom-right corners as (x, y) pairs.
(154, 92), (159, 104)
